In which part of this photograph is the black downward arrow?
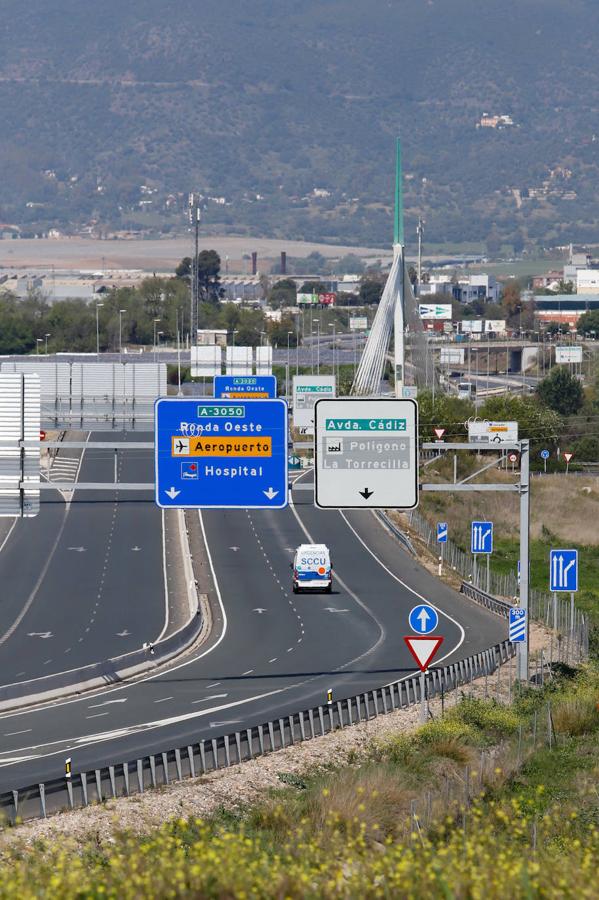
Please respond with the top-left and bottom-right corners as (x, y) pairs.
(359, 488), (374, 499)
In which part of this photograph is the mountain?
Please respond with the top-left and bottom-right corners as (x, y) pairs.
(0, 0), (598, 250)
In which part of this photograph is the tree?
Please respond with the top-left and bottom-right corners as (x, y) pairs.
(334, 253), (364, 275)
(268, 279), (297, 309)
(536, 366), (584, 416)
(197, 250), (221, 302)
(267, 315), (298, 347)
(576, 309), (599, 336)
(175, 257), (192, 280)
(359, 276), (384, 305)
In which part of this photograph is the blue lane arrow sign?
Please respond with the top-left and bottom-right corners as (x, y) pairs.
(509, 607), (526, 642)
(154, 398), (288, 509)
(549, 549), (578, 592)
(437, 522), (448, 543)
(408, 603), (439, 635)
(471, 521), (493, 554)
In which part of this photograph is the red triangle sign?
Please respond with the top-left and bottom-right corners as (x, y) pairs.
(404, 636), (444, 672)
(434, 428), (445, 440)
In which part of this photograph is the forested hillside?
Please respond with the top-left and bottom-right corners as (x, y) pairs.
(1, 0), (598, 248)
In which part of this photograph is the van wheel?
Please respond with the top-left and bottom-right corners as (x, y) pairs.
(325, 584), (332, 594)
(293, 585), (299, 594)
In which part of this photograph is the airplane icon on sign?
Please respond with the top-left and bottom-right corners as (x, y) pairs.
(173, 437), (190, 456)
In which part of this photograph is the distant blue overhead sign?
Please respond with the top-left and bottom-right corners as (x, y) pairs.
(549, 549), (578, 592)
(154, 398), (288, 509)
(214, 375), (277, 399)
(471, 521), (493, 554)
(408, 603), (439, 635)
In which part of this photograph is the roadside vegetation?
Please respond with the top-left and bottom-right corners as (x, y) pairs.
(0, 666), (596, 897)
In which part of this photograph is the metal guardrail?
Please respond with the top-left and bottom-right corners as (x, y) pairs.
(375, 510), (417, 557)
(0, 607), (203, 713)
(460, 581), (512, 618)
(0, 639), (516, 823)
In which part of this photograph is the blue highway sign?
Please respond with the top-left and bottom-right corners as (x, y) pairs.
(437, 522), (448, 543)
(509, 607), (526, 642)
(471, 521), (493, 554)
(540, 449), (550, 460)
(549, 549), (578, 592)
(408, 603), (439, 635)
(154, 398), (288, 509)
(214, 375), (277, 399)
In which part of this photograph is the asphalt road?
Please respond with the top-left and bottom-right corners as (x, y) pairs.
(0, 433), (165, 686)
(0, 471), (505, 792)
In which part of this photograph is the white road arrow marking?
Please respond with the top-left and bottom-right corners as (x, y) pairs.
(209, 719), (241, 728)
(229, 546), (240, 552)
(116, 630), (130, 637)
(88, 699), (128, 709)
(27, 631), (52, 639)
(417, 608), (431, 632)
(324, 607), (349, 613)
(253, 608), (267, 614)
(263, 487), (279, 500)
(68, 547), (86, 552)
(131, 546), (142, 552)
(165, 487), (181, 500)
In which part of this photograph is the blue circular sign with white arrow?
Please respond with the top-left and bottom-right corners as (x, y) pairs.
(408, 603), (439, 635)
(540, 449), (550, 460)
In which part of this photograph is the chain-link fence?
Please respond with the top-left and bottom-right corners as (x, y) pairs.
(406, 508), (590, 661)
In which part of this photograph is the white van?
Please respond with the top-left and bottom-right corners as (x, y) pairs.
(292, 544), (332, 594)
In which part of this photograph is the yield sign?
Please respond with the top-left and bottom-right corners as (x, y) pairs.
(563, 452), (573, 463)
(434, 428), (445, 440)
(404, 636), (444, 672)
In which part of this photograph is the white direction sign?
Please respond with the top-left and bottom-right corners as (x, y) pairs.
(468, 420), (519, 444)
(0, 374), (40, 517)
(555, 346), (582, 364)
(314, 398), (418, 509)
(292, 375), (336, 434)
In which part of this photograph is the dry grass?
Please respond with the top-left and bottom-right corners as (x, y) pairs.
(421, 470), (599, 545)
(552, 695), (599, 735)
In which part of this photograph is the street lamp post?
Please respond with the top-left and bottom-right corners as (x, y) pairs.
(45, 333), (51, 355)
(287, 331), (293, 399)
(156, 331), (164, 362)
(329, 323), (336, 388)
(119, 309), (127, 361)
(314, 318), (320, 375)
(153, 318), (161, 362)
(95, 303), (104, 359)
(36, 338), (43, 355)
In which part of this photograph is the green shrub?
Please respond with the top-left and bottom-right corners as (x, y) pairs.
(452, 698), (520, 738)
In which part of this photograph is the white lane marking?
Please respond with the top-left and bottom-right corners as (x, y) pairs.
(0, 519), (17, 557)
(339, 510), (466, 667)
(4, 729), (32, 737)
(192, 693), (228, 704)
(154, 696), (173, 704)
(242, 669), (253, 676)
(27, 632), (52, 639)
(86, 712), (109, 719)
(210, 719), (241, 728)
(88, 699), (128, 709)
(0, 507), (71, 648)
(206, 682), (221, 689)
(269, 657), (278, 663)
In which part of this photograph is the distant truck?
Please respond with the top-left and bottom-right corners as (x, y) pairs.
(457, 381), (477, 400)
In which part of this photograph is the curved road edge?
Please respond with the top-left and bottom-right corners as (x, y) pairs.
(0, 507), (219, 713)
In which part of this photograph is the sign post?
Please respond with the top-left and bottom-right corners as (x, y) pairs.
(540, 448), (549, 474)
(314, 398), (419, 509)
(436, 522), (448, 574)
(549, 548), (578, 639)
(563, 451), (573, 475)
(154, 398), (288, 509)
(471, 520), (493, 591)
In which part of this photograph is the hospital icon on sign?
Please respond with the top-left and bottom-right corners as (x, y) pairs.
(181, 462), (199, 480)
